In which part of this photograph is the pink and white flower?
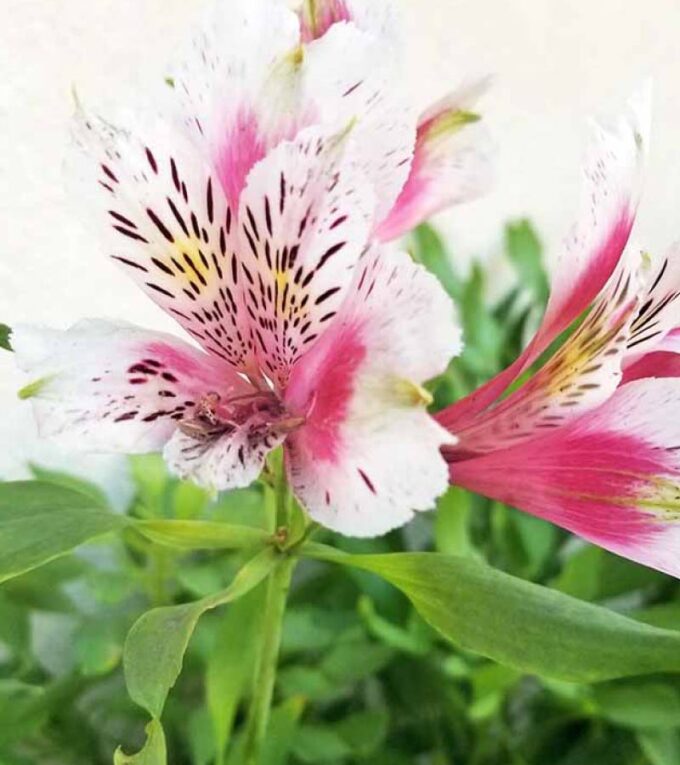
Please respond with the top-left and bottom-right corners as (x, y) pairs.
(13, 0), (478, 536)
(439, 87), (680, 578)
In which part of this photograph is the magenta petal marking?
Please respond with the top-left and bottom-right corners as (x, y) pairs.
(216, 109), (268, 212)
(437, 211), (634, 432)
(299, 0), (352, 43)
(286, 326), (366, 463)
(623, 351), (680, 383)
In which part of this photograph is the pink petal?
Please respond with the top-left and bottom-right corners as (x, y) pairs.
(13, 320), (252, 453)
(236, 126), (376, 390)
(452, 378), (680, 578)
(622, 351), (680, 383)
(284, 247), (459, 536)
(297, 0), (397, 44)
(448, 247), (643, 454)
(438, 88), (650, 433)
(170, 1), (411, 219)
(376, 80), (494, 242)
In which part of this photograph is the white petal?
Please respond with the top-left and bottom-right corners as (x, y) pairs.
(70, 110), (254, 371)
(13, 320), (251, 453)
(168, 0), (302, 198)
(284, 247), (460, 536)
(302, 23), (416, 221)
(237, 125), (375, 389)
(164, 423), (284, 492)
(625, 243), (680, 361)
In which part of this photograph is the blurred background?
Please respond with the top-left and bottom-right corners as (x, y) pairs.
(2, 0), (680, 482)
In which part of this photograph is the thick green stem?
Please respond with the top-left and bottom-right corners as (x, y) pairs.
(243, 453), (295, 764)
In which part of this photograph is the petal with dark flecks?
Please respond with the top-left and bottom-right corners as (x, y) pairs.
(452, 378), (680, 579)
(70, 111), (254, 372)
(438, 86), (651, 433)
(237, 125), (375, 389)
(285, 246), (460, 536)
(13, 320), (252, 453)
(446, 246), (644, 454)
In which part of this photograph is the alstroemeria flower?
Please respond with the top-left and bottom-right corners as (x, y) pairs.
(13, 0), (471, 536)
(439, 88), (680, 578)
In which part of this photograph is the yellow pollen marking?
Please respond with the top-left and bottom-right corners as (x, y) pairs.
(288, 45), (305, 68)
(171, 237), (210, 287)
(392, 378), (433, 407)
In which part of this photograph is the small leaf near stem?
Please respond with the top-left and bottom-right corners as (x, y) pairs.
(243, 453), (297, 764)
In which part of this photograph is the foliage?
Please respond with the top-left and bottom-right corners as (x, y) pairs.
(2, 222), (680, 764)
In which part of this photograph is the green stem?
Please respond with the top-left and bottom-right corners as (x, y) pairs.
(243, 454), (296, 765)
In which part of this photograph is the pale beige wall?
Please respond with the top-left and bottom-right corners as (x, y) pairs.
(2, 0), (680, 481)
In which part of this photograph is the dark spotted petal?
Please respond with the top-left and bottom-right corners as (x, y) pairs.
(237, 125), (375, 389)
(12, 320), (252, 452)
(284, 247), (459, 536)
(446, 248), (644, 454)
(70, 111), (255, 372)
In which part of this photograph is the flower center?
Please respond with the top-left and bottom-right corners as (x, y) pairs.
(178, 390), (305, 443)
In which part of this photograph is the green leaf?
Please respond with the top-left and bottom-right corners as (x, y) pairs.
(292, 710), (388, 763)
(460, 265), (504, 377)
(505, 219), (549, 305)
(637, 729), (680, 765)
(0, 481), (127, 583)
(0, 323), (12, 351)
(74, 620), (122, 677)
(260, 696), (306, 765)
(0, 681), (47, 745)
(134, 519), (269, 550)
(187, 708), (215, 765)
(206, 585), (265, 762)
(29, 463), (110, 507)
(114, 719), (166, 765)
(594, 681), (680, 729)
(553, 545), (664, 601)
(123, 547), (278, 719)
(358, 596), (431, 656)
(409, 224), (462, 301)
(333, 710), (389, 757)
(634, 602), (680, 631)
(434, 487), (476, 558)
(303, 546), (680, 682)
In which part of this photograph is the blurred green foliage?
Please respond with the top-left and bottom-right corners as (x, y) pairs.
(2, 221), (680, 765)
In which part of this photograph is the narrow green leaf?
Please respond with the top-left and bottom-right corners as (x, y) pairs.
(505, 219), (549, 304)
(434, 486), (476, 558)
(358, 596), (431, 655)
(29, 463), (110, 507)
(594, 681), (680, 729)
(303, 546), (680, 682)
(123, 547), (278, 719)
(0, 323), (12, 351)
(114, 719), (166, 765)
(207, 585), (265, 762)
(260, 696), (306, 765)
(637, 729), (680, 765)
(134, 519), (270, 550)
(0, 481), (127, 583)
(0, 681), (48, 745)
(409, 223), (462, 301)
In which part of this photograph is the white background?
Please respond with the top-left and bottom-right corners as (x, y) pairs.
(2, 0), (680, 483)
